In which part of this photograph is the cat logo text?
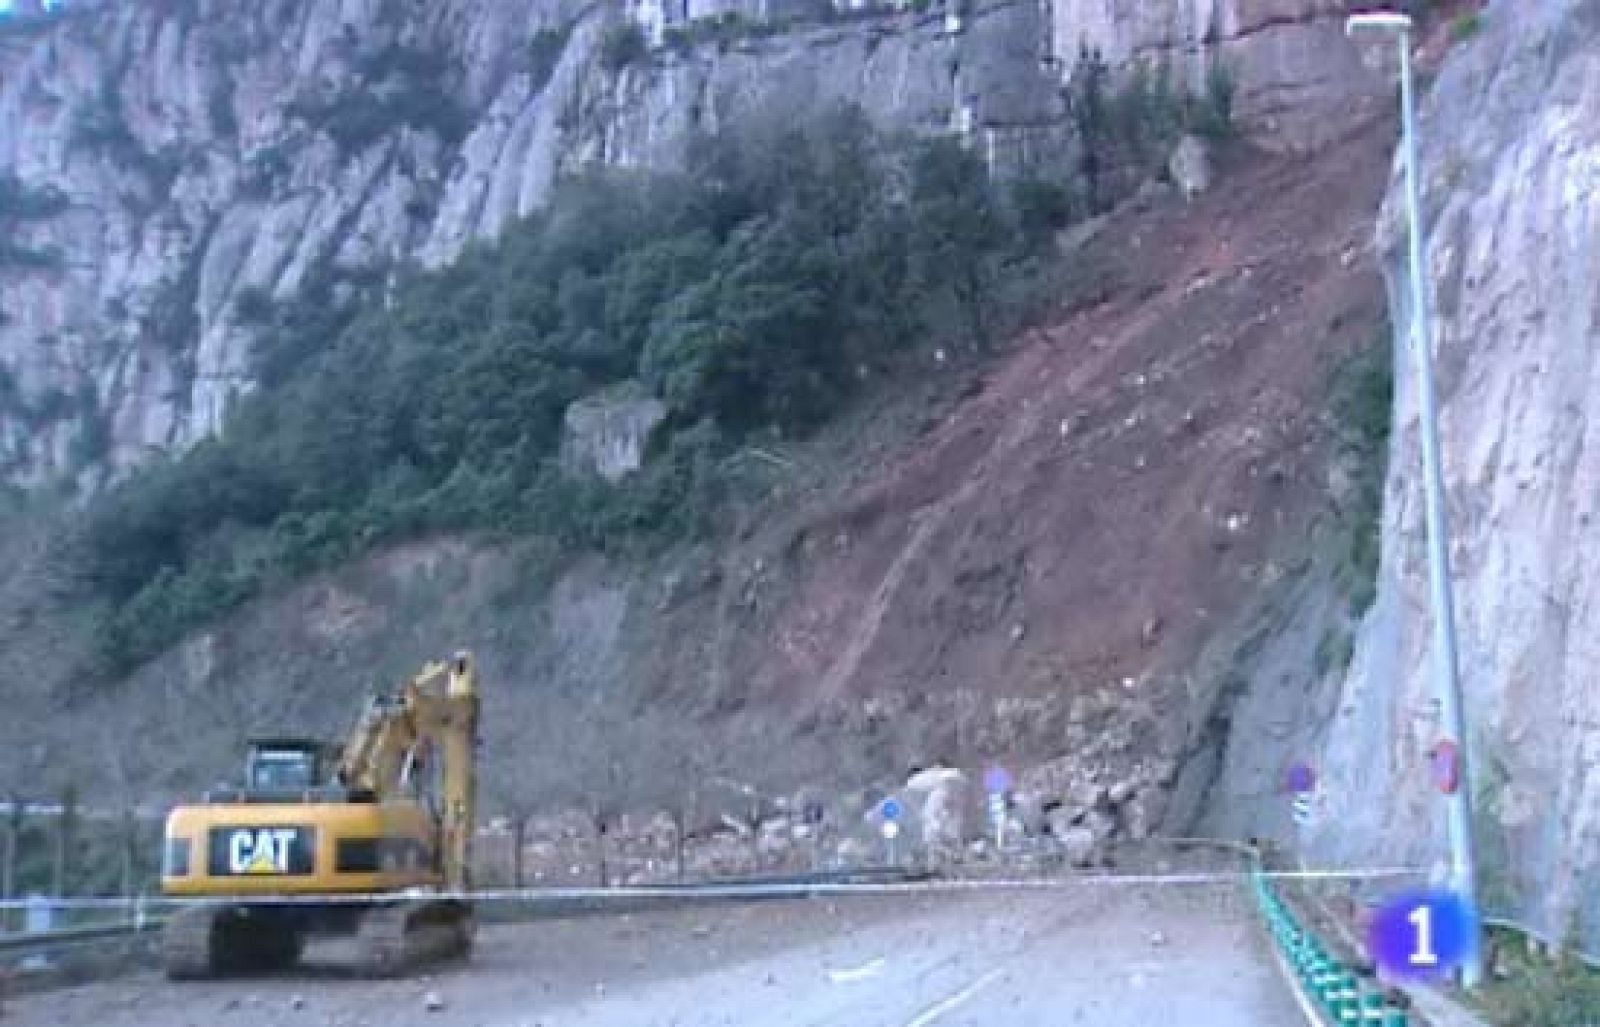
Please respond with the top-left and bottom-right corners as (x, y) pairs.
(228, 828), (299, 874)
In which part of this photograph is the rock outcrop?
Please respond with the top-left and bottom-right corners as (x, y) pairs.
(560, 382), (667, 482)
(1313, 0), (1600, 950)
(1044, 0), (1382, 151)
(902, 766), (975, 852)
(1167, 133), (1210, 197)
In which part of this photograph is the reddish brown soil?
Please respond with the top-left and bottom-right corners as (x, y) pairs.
(708, 116), (1396, 751)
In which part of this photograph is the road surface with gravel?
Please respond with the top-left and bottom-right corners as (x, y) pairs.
(3, 880), (1303, 1026)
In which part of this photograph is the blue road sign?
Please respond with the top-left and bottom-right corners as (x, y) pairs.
(983, 765), (1012, 794)
(879, 796), (903, 821)
(1285, 761), (1316, 794)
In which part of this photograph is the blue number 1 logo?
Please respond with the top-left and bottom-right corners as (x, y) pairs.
(1368, 889), (1478, 980)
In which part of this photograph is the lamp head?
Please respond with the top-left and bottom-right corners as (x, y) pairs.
(1346, 11), (1413, 38)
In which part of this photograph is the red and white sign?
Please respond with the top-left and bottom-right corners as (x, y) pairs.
(1430, 739), (1460, 794)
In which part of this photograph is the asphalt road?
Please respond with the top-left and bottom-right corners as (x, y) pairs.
(3, 884), (1303, 1026)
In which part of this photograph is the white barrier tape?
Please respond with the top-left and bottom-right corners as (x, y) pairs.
(0, 867), (1427, 911)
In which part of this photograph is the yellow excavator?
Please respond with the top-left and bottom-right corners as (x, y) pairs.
(158, 652), (481, 979)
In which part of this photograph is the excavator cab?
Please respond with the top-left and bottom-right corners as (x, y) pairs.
(245, 739), (324, 792)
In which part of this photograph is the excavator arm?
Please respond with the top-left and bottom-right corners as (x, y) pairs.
(335, 652), (480, 890)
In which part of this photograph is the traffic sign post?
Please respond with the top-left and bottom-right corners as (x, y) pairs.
(987, 792), (1007, 850)
(879, 797), (903, 866)
(803, 800), (825, 870)
(881, 819), (900, 866)
(1287, 760), (1316, 828)
(984, 765), (1011, 851)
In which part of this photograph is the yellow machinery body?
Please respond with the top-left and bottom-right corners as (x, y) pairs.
(158, 653), (480, 979)
(161, 800), (438, 897)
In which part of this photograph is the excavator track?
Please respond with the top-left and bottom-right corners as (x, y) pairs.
(354, 899), (473, 978)
(162, 905), (304, 979)
(162, 906), (220, 980)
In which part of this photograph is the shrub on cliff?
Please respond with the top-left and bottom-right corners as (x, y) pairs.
(599, 22), (648, 71)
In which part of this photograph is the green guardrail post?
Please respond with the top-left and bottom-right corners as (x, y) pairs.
(1250, 850), (1407, 1027)
(1357, 985), (1389, 1024)
(1334, 971), (1364, 1022)
(1315, 967), (1341, 1011)
(1311, 961), (1344, 1010)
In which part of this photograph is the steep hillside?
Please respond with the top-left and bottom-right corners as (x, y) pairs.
(0, 115), (1396, 864)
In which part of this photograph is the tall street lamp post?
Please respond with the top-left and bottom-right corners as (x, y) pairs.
(1345, 9), (1482, 988)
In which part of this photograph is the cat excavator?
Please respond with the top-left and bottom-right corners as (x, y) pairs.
(158, 652), (481, 979)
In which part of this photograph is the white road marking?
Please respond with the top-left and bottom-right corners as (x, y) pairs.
(826, 957), (886, 983)
(903, 968), (1006, 1027)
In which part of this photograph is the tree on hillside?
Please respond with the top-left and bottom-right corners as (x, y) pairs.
(907, 138), (1011, 350)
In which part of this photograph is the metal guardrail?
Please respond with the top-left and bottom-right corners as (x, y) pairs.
(1248, 850), (1412, 1026)
(0, 918), (166, 955)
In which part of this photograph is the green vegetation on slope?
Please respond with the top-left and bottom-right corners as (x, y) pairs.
(287, 44), (471, 157)
(1474, 924), (1600, 1027)
(1070, 48), (1237, 214)
(526, 22), (574, 90)
(1329, 334), (1393, 614)
(76, 106), (1052, 678)
(1312, 328), (1392, 678)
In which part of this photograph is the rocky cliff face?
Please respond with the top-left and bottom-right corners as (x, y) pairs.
(0, 0), (589, 488)
(1311, 0), (1600, 949)
(0, 0), (1372, 492)
(1045, 0), (1377, 150)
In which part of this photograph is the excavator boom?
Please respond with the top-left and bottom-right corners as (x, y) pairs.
(335, 652), (479, 889)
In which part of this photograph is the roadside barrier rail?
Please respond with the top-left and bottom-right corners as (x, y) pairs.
(0, 917), (166, 955)
(1248, 848), (1413, 1026)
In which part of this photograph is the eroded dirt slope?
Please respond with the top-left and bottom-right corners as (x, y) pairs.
(665, 116), (1398, 774)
